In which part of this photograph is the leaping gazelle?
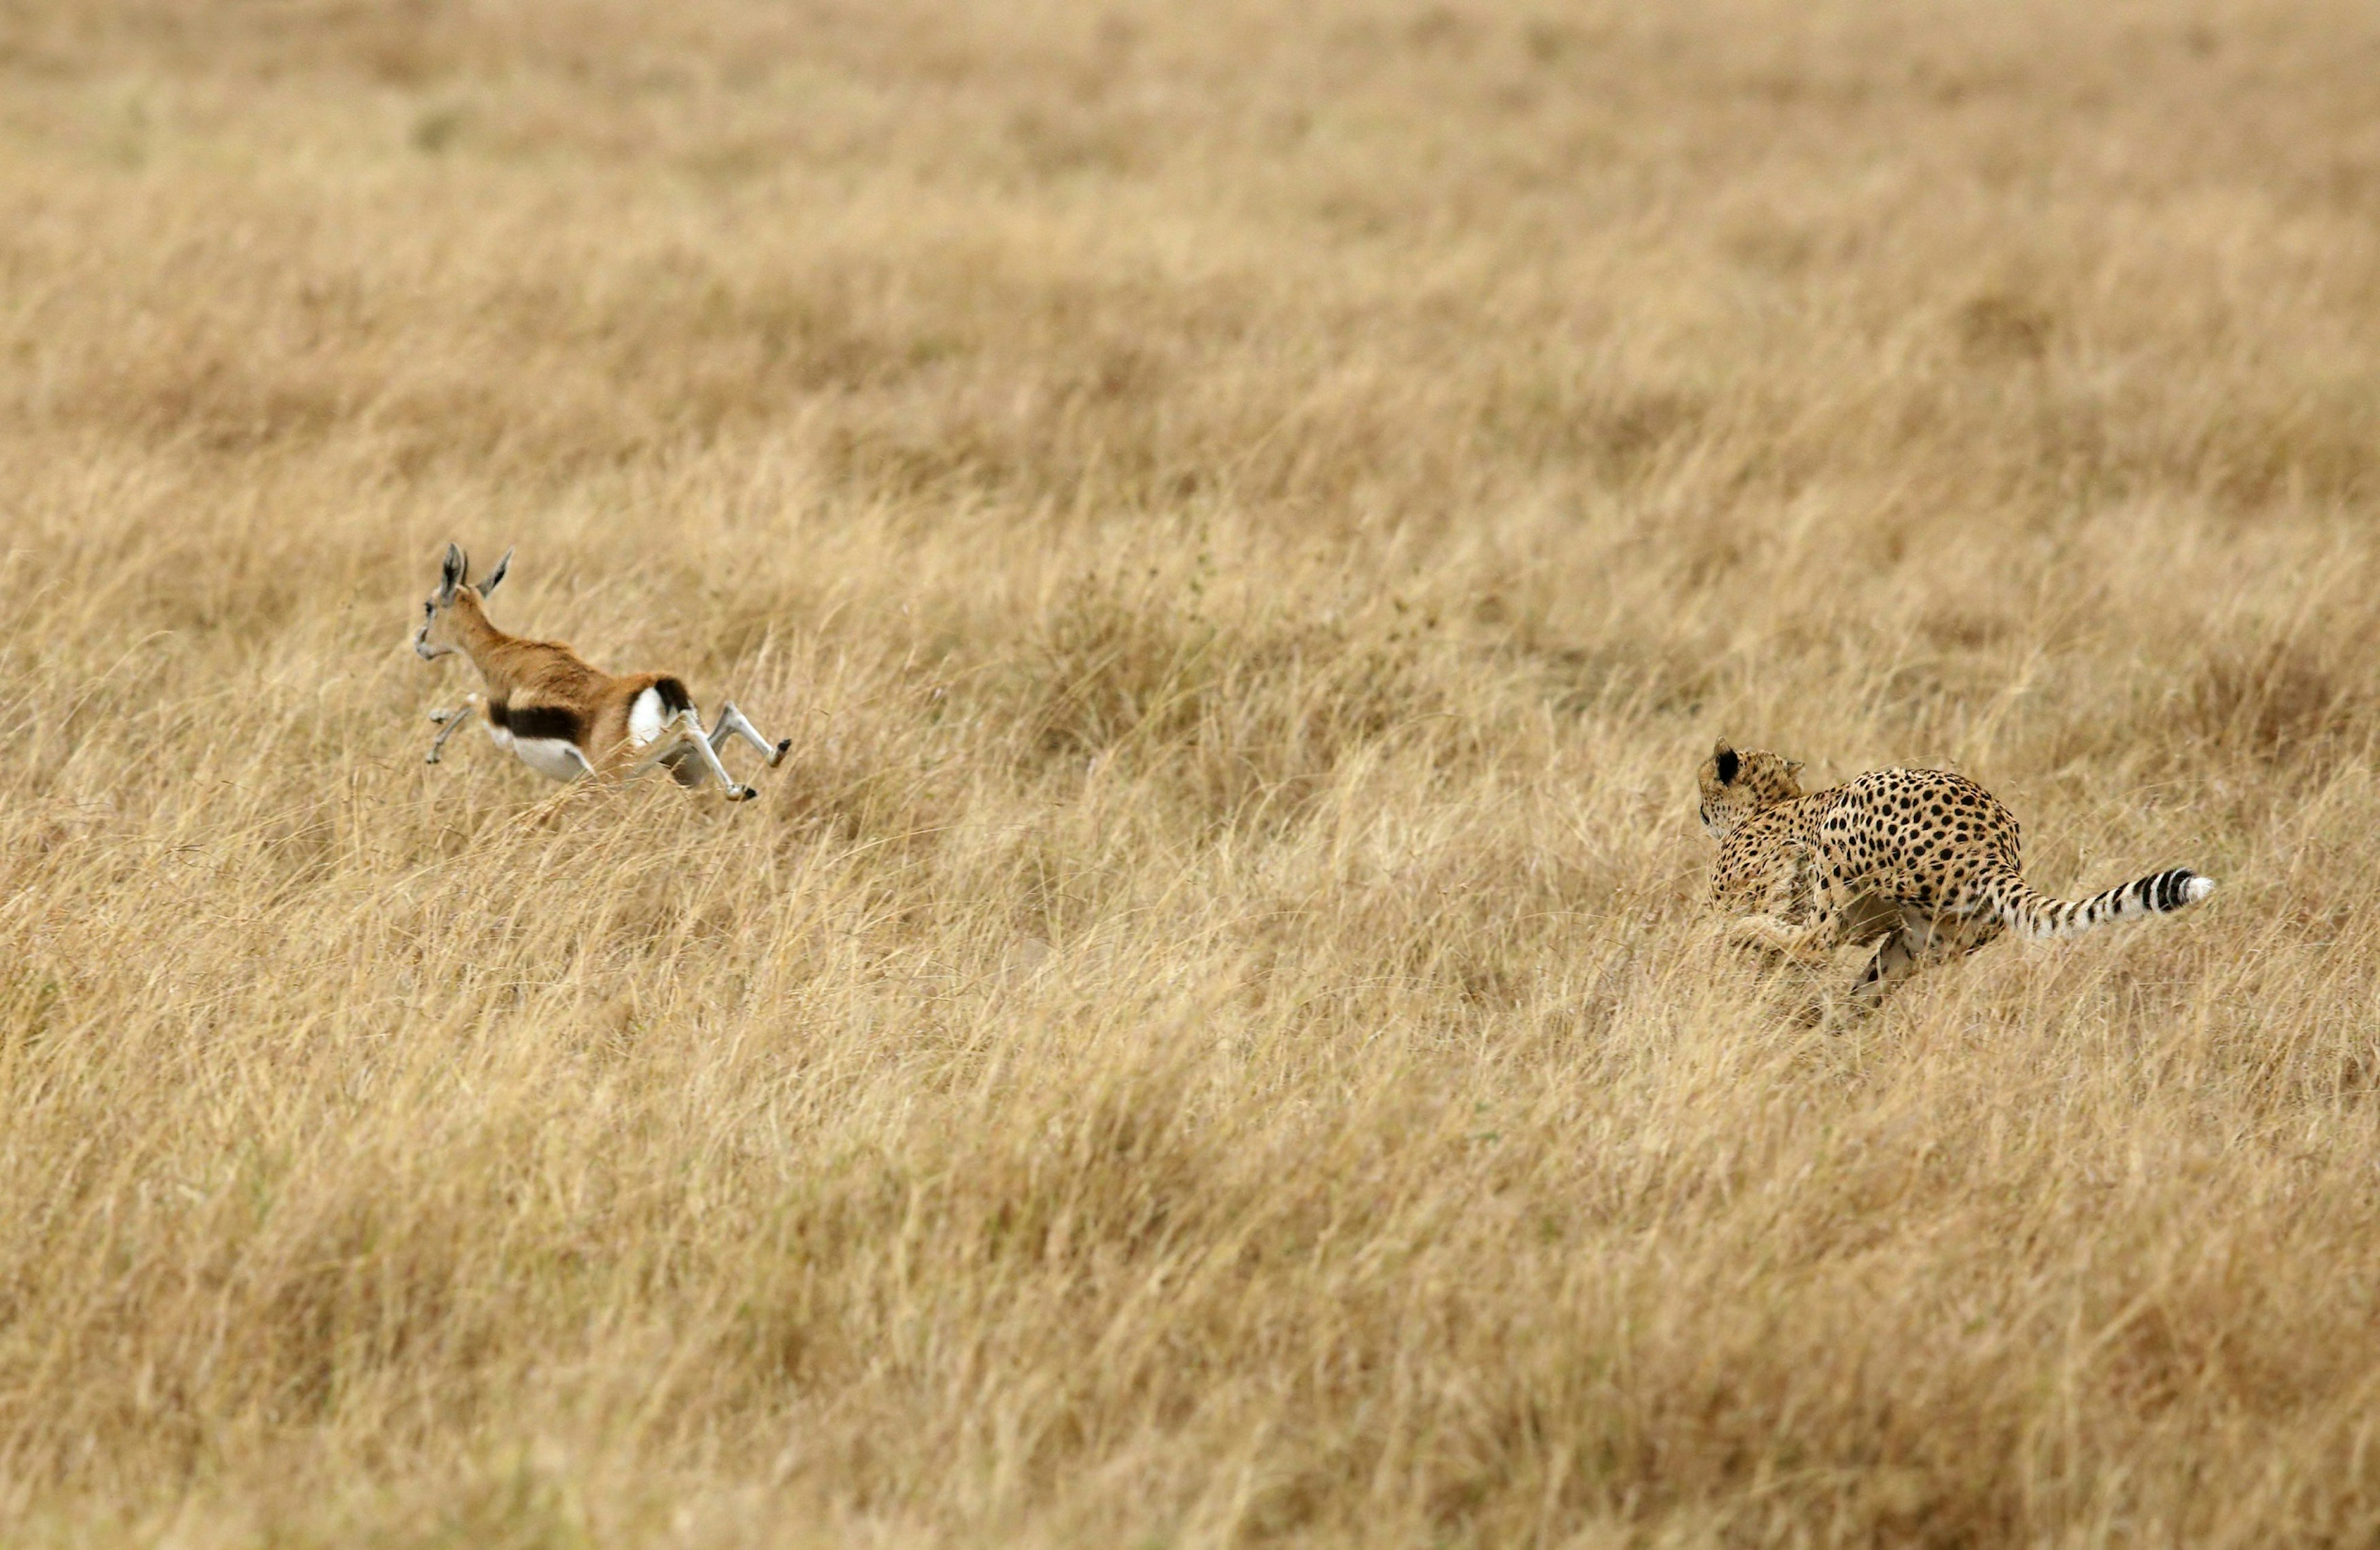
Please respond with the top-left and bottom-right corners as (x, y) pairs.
(413, 544), (790, 801)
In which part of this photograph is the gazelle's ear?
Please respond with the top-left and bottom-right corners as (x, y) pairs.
(439, 543), (467, 605)
(477, 548), (512, 599)
(1712, 741), (1740, 785)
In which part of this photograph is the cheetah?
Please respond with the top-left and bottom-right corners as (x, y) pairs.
(1697, 740), (2215, 998)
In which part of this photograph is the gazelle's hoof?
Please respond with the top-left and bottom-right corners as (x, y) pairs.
(726, 785), (757, 802)
(425, 752), (441, 765)
(769, 738), (791, 768)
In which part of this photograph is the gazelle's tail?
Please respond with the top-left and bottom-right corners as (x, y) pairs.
(1989, 868), (2215, 941)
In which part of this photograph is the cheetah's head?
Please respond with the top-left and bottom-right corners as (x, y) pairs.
(1697, 739), (1805, 839)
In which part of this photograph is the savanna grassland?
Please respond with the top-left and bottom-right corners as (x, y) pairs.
(4, 1), (2380, 1543)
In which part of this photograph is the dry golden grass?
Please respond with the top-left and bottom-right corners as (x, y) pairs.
(4, 0), (2380, 1542)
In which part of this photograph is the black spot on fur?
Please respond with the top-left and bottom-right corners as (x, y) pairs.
(507, 704), (583, 743)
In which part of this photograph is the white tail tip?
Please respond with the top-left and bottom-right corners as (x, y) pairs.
(2184, 876), (2216, 905)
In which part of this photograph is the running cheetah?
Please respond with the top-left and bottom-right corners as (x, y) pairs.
(1698, 740), (2214, 998)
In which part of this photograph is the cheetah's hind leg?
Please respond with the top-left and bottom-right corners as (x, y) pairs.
(1837, 891), (1903, 947)
(1851, 903), (1998, 1002)
(1727, 911), (1840, 966)
(1853, 930), (1919, 1001)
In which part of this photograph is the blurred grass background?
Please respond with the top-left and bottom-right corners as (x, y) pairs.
(2, 1), (2380, 1543)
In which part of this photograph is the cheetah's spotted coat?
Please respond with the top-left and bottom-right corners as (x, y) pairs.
(1697, 741), (2213, 997)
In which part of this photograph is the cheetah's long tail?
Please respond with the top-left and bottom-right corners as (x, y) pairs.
(1989, 868), (2215, 941)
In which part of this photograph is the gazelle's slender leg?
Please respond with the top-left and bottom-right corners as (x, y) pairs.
(425, 695), (481, 765)
(628, 712), (703, 780)
(681, 716), (756, 799)
(710, 700), (791, 767)
(632, 711), (756, 801)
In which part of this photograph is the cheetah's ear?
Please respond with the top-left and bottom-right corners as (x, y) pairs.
(1786, 759), (1804, 778)
(1712, 741), (1740, 785)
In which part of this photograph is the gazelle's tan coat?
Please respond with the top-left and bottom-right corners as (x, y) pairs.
(415, 544), (788, 799)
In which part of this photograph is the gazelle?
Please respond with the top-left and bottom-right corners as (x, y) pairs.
(413, 544), (789, 801)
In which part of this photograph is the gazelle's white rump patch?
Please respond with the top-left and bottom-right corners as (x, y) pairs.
(628, 686), (670, 746)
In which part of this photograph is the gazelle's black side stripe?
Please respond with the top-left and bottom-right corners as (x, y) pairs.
(487, 698), (509, 730)
(506, 704), (583, 743)
(653, 676), (694, 715)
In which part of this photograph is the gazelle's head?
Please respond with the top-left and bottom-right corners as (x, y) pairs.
(414, 542), (511, 661)
(1697, 739), (1804, 839)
